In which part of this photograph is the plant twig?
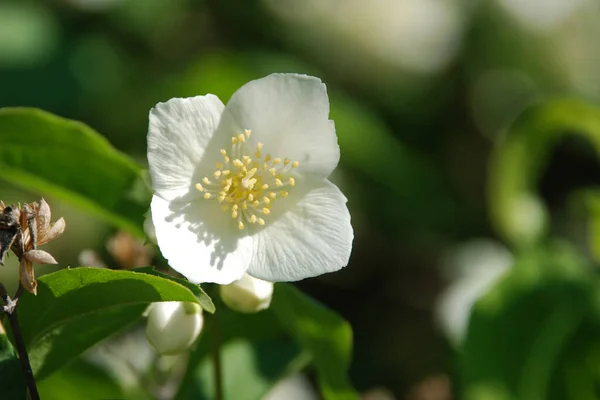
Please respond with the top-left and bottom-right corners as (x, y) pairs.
(209, 297), (224, 400)
(0, 283), (39, 400)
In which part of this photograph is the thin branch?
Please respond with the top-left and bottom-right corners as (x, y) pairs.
(209, 300), (224, 400)
(0, 283), (39, 400)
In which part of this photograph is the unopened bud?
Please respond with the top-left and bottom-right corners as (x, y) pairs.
(145, 302), (203, 355)
(220, 273), (273, 313)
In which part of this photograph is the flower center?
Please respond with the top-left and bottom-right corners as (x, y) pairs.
(195, 129), (299, 230)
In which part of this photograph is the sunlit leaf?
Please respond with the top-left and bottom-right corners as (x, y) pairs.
(133, 267), (215, 313)
(17, 267), (203, 348)
(0, 108), (149, 237)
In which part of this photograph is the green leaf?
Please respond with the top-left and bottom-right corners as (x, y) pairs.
(271, 283), (358, 400)
(0, 330), (26, 400)
(38, 358), (125, 400)
(488, 99), (600, 248)
(460, 243), (600, 400)
(30, 304), (146, 380)
(132, 267), (215, 313)
(186, 339), (311, 400)
(0, 107), (149, 236)
(17, 267), (203, 348)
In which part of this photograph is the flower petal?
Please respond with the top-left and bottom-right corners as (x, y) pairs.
(23, 249), (57, 265)
(148, 95), (225, 201)
(247, 180), (353, 281)
(218, 73), (340, 178)
(36, 198), (51, 234)
(20, 258), (37, 295)
(151, 195), (253, 284)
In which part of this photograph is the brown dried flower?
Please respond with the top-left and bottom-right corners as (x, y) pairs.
(106, 231), (154, 270)
(0, 199), (65, 295)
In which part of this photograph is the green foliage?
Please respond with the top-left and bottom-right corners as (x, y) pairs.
(29, 304), (146, 381)
(133, 267), (215, 313)
(460, 243), (600, 400)
(489, 99), (600, 249)
(16, 267), (207, 380)
(271, 283), (359, 400)
(0, 332), (26, 400)
(0, 107), (149, 237)
(176, 284), (357, 400)
(38, 358), (125, 400)
(175, 304), (311, 400)
(190, 339), (310, 400)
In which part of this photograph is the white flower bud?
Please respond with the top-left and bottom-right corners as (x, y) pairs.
(145, 302), (203, 355)
(220, 273), (274, 313)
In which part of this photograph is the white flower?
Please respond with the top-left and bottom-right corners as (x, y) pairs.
(145, 302), (203, 355)
(147, 73), (353, 284)
(220, 273), (274, 313)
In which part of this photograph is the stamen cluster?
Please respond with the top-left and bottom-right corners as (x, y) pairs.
(195, 129), (299, 230)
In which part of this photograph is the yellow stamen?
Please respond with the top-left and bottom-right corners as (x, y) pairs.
(200, 133), (299, 230)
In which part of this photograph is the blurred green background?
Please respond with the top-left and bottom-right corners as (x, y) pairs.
(3, 0), (600, 399)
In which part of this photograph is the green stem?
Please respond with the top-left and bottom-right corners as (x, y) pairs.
(210, 297), (224, 400)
